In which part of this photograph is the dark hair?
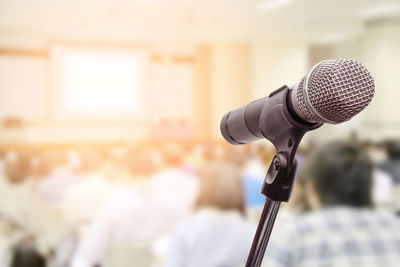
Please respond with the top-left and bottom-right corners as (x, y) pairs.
(11, 242), (46, 267)
(381, 140), (400, 159)
(307, 142), (373, 208)
(195, 162), (245, 215)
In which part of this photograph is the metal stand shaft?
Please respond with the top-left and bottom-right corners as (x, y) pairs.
(245, 198), (281, 267)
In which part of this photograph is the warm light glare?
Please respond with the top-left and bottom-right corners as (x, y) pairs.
(64, 53), (139, 112)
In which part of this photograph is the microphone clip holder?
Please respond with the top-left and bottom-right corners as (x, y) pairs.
(258, 85), (322, 201)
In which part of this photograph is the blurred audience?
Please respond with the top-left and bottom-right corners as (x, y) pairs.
(0, 139), (398, 267)
(164, 162), (255, 267)
(263, 142), (400, 267)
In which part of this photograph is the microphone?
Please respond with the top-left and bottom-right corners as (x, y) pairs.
(220, 59), (375, 145)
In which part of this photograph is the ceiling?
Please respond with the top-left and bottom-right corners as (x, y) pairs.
(0, 0), (399, 44)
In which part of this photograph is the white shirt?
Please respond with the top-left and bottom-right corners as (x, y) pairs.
(372, 169), (394, 209)
(164, 208), (255, 267)
(61, 174), (122, 227)
(0, 173), (34, 227)
(36, 168), (80, 206)
(149, 167), (199, 218)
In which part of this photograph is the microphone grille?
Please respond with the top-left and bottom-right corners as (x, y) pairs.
(297, 59), (375, 124)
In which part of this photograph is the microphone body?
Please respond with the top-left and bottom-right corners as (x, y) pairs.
(220, 85), (313, 146)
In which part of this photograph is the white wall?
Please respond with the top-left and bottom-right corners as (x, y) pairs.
(0, 36), (197, 144)
(360, 20), (400, 140)
(0, 56), (48, 120)
(250, 42), (308, 99)
(210, 42), (309, 140)
(301, 20), (400, 143)
(211, 43), (251, 139)
(0, 30), (47, 50)
(305, 39), (365, 143)
(152, 62), (194, 123)
(312, 20), (400, 142)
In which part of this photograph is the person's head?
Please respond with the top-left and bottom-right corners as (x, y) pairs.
(5, 151), (33, 184)
(76, 150), (103, 174)
(305, 141), (373, 210)
(200, 142), (218, 162)
(223, 145), (248, 169)
(195, 162), (245, 215)
(160, 143), (185, 167)
(124, 148), (158, 178)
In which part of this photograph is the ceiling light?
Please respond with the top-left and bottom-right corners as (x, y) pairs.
(258, 0), (292, 11)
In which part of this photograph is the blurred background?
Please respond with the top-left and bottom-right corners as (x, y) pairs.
(0, 0), (399, 266)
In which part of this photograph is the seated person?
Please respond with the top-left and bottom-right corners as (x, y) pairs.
(263, 141), (400, 267)
(164, 162), (255, 267)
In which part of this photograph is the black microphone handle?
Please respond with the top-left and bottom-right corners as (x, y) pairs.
(220, 97), (266, 145)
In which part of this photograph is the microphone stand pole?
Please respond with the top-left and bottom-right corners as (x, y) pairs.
(245, 197), (281, 267)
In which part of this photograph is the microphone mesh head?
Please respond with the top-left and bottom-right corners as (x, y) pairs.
(296, 59), (375, 124)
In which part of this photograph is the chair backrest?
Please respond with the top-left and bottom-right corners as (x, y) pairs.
(105, 242), (154, 267)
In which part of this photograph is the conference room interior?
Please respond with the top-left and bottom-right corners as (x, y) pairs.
(0, 0), (400, 266)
